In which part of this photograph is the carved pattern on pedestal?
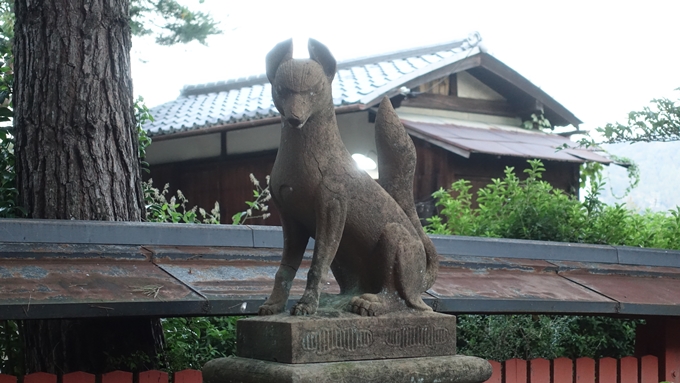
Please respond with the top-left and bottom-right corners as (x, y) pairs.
(385, 325), (450, 348)
(301, 328), (374, 354)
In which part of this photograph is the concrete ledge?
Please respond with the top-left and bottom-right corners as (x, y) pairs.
(250, 225), (315, 250)
(2, 218), (679, 270)
(431, 235), (619, 263)
(0, 218), (253, 247)
(616, 246), (680, 268)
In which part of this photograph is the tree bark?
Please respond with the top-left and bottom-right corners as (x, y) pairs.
(22, 318), (165, 374)
(14, 0), (144, 220)
(14, 0), (162, 373)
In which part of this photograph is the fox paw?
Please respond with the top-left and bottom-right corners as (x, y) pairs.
(258, 301), (285, 316)
(349, 294), (384, 316)
(291, 297), (318, 316)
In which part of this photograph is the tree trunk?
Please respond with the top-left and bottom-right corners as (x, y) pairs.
(22, 318), (165, 374)
(14, 0), (144, 220)
(14, 0), (162, 373)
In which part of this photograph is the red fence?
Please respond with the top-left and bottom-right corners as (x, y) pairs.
(483, 356), (661, 383)
(0, 370), (201, 383)
(0, 356), (667, 383)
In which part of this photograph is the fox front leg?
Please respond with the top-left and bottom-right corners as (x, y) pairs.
(291, 196), (347, 315)
(259, 219), (309, 315)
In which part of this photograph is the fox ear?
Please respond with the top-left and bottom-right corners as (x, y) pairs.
(266, 38), (293, 83)
(308, 38), (336, 80)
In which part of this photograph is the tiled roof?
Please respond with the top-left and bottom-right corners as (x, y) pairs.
(144, 35), (482, 136)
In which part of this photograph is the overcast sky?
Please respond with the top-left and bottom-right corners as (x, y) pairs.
(131, 0), (680, 134)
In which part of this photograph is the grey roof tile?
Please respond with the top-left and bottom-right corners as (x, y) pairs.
(144, 37), (476, 136)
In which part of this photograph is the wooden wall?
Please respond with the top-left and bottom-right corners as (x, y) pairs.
(147, 137), (579, 226)
(147, 151), (280, 226)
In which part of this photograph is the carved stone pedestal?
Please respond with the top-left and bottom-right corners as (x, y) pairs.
(237, 311), (457, 363)
(203, 354), (492, 383)
(202, 312), (492, 383)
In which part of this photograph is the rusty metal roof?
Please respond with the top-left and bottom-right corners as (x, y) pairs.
(402, 119), (612, 163)
(1, 219), (679, 319)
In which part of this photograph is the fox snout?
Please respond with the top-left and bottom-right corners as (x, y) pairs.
(279, 97), (310, 129)
(286, 116), (306, 129)
(281, 108), (309, 129)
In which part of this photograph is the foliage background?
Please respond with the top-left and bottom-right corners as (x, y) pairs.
(458, 315), (639, 361)
(161, 317), (239, 372)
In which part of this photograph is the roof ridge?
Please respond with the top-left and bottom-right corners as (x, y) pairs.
(336, 37), (469, 70)
(179, 34), (479, 97)
(181, 74), (268, 97)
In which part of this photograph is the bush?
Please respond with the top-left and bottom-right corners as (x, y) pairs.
(457, 315), (639, 361)
(143, 179), (220, 224)
(0, 128), (23, 218)
(0, 320), (22, 376)
(162, 317), (240, 371)
(428, 160), (583, 241)
(427, 159), (680, 250)
(0, 7), (23, 219)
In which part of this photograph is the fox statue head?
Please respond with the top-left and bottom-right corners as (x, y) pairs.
(266, 38), (337, 129)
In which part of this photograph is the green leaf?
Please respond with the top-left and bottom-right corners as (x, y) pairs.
(231, 212), (243, 225)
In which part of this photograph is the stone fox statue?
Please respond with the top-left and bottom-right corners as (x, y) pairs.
(258, 38), (439, 316)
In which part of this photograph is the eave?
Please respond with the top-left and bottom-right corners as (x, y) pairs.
(151, 104), (364, 142)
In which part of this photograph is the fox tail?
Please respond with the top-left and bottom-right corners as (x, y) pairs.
(374, 97), (439, 290)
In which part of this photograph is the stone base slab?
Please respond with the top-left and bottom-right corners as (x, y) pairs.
(236, 311), (456, 363)
(203, 355), (492, 383)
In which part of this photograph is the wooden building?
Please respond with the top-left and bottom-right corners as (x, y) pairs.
(143, 34), (610, 225)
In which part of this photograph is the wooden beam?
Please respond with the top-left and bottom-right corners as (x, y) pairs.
(517, 99), (544, 115)
(220, 131), (227, 158)
(448, 73), (457, 96)
(401, 93), (517, 117)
